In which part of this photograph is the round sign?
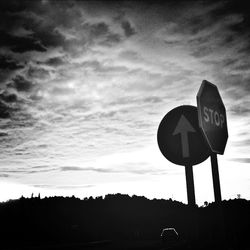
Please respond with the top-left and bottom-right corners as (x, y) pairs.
(197, 80), (228, 154)
(157, 105), (210, 166)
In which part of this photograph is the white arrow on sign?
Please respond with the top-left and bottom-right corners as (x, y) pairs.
(173, 115), (196, 158)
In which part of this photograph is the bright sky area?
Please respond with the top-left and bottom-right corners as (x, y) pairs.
(0, 1), (250, 205)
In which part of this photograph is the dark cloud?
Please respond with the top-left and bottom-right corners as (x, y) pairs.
(233, 62), (250, 72)
(143, 96), (162, 104)
(191, 45), (214, 58)
(231, 139), (250, 148)
(213, 73), (250, 102)
(121, 21), (136, 37)
(0, 0), (126, 91)
(101, 33), (121, 46)
(27, 66), (50, 80)
(0, 92), (18, 103)
(0, 101), (11, 118)
(0, 168), (27, 174)
(81, 60), (129, 74)
(60, 166), (114, 173)
(0, 166), (57, 175)
(50, 86), (75, 96)
(44, 57), (66, 67)
(60, 167), (83, 171)
(0, 1), (65, 49)
(188, 3), (248, 37)
(0, 70), (16, 86)
(90, 22), (109, 37)
(238, 42), (250, 54)
(86, 21), (122, 46)
(0, 32), (47, 53)
(230, 158), (250, 164)
(229, 105), (250, 116)
(31, 165), (50, 170)
(118, 50), (141, 61)
(60, 165), (165, 175)
(11, 110), (37, 127)
(189, 23), (243, 59)
(0, 1), (29, 36)
(0, 174), (9, 178)
(0, 132), (8, 137)
(158, 1), (249, 63)
(161, 7), (216, 41)
(0, 0), (26, 13)
(9, 75), (34, 92)
(211, 1), (250, 32)
(32, 28), (65, 49)
(0, 55), (24, 70)
(32, 184), (52, 189)
(222, 58), (238, 67)
(29, 168), (58, 174)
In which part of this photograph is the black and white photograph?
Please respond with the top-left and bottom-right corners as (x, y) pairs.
(0, 1), (250, 249)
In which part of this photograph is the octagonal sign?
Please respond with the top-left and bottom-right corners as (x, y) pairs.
(197, 80), (228, 154)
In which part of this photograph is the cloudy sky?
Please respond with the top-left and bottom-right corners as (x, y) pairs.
(0, 0), (250, 205)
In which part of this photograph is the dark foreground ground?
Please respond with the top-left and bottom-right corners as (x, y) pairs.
(0, 195), (249, 250)
(2, 239), (248, 250)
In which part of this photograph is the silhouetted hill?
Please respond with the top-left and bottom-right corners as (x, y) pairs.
(0, 194), (249, 249)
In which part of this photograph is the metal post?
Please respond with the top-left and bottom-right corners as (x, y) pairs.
(185, 165), (196, 206)
(211, 153), (222, 203)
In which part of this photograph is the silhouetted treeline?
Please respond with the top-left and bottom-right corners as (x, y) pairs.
(0, 194), (249, 249)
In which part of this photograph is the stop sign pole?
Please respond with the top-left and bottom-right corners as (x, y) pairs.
(211, 153), (222, 202)
(197, 80), (228, 203)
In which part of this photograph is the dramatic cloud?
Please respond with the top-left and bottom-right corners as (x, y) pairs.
(0, 100), (11, 118)
(0, 0), (250, 202)
(9, 75), (34, 92)
(121, 21), (136, 37)
(0, 55), (24, 70)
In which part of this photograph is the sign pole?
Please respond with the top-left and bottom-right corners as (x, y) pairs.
(211, 153), (222, 203)
(197, 80), (228, 203)
(185, 165), (196, 206)
(157, 105), (210, 207)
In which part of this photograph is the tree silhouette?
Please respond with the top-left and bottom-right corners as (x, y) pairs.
(0, 194), (249, 250)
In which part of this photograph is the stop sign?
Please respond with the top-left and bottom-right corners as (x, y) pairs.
(196, 80), (228, 154)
